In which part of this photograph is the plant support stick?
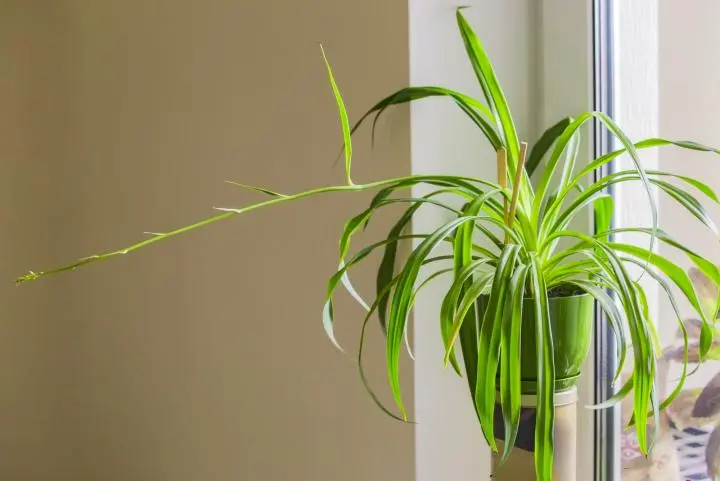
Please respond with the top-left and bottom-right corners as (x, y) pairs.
(506, 141), (528, 231)
(497, 148), (508, 242)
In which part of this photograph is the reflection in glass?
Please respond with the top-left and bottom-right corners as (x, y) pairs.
(621, 268), (720, 481)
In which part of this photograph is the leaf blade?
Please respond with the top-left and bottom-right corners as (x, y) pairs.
(526, 117), (573, 176)
(499, 264), (529, 463)
(456, 9), (520, 170)
(320, 45), (353, 185)
(474, 244), (520, 450)
(529, 255), (554, 481)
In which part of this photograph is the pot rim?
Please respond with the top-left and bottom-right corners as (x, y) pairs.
(524, 291), (592, 301)
(478, 291), (592, 301)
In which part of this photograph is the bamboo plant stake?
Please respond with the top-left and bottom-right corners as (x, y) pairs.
(506, 142), (528, 231)
(499, 142), (527, 244)
(497, 148), (508, 242)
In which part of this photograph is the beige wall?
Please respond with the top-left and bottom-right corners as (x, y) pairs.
(656, 2), (720, 386)
(0, 1), (412, 480)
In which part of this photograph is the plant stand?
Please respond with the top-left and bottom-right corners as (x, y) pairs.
(492, 388), (577, 481)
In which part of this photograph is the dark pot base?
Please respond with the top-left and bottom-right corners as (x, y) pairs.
(493, 403), (537, 452)
(491, 391), (578, 481)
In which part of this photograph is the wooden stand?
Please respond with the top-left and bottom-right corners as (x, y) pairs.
(492, 388), (577, 481)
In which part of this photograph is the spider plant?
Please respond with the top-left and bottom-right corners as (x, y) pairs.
(17, 8), (720, 481)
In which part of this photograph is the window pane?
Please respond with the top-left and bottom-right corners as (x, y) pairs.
(612, 2), (720, 481)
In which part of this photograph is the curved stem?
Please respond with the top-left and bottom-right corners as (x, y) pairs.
(17, 174), (499, 283)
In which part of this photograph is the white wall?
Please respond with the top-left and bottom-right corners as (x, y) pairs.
(612, 0), (660, 375)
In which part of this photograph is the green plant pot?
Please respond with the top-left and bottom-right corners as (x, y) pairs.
(478, 291), (594, 395)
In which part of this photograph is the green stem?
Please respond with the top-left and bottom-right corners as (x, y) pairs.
(17, 174), (498, 283)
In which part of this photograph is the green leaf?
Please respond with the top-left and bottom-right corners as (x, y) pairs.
(607, 228), (720, 289)
(557, 129), (581, 195)
(451, 97), (503, 151)
(338, 190), (464, 321)
(320, 45), (353, 185)
(545, 259), (603, 286)
(455, 192), (503, 276)
(336, 189), (398, 312)
(357, 275), (406, 421)
(537, 112), (658, 261)
(567, 279), (627, 383)
(403, 267), (458, 361)
(543, 171), (717, 251)
(224, 181), (287, 197)
(543, 231), (654, 453)
(456, 9), (520, 170)
(348, 86), (499, 152)
(357, 262), (453, 422)
(533, 113), (592, 223)
(647, 170), (720, 203)
(595, 115), (657, 247)
(652, 178), (719, 236)
(498, 264), (529, 464)
(577, 138), (720, 184)
(448, 190), (503, 370)
(529, 255), (554, 481)
(443, 270), (494, 366)
(387, 216), (486, 419)
(474, 244), (521, 451)
(458, 309), (481, 412)
(634, 281), (662, 358)
(589, 375), (634, 410)
(322, 234), (426, 351)
(374, 189), (474, 332)
(376, 204), (422, 334)
(622, 257), (690, 413)
(440, 253), (496, 373)
(608, 241), (713, 359)
(594, 195), (614, 244)
(526, 117), (573, 177)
